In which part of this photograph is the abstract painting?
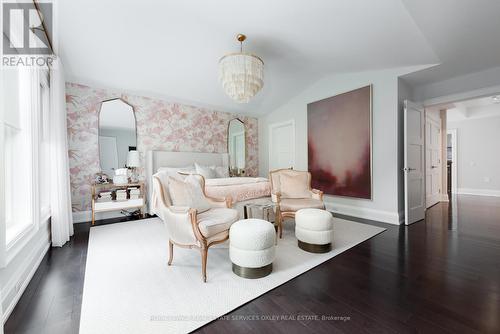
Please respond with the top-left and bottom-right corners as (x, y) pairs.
(307, 85), (372, 199)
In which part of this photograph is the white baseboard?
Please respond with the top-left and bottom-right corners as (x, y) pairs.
(324, 201), (402, 225)
(457, 188), (500, 197)
(2, 232), (50, 324)
(72, 210), (130, 223)
(440, 194), (450, 202)
(398, 210), (405, 224)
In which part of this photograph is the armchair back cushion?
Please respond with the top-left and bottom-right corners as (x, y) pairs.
(279, 172), (311, 198)
(168, 174), (211, 213)
(270, 169), (312, 199)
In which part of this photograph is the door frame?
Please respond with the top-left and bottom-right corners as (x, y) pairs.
(269, 119), (295, 170)
(447, 128), (458, 194)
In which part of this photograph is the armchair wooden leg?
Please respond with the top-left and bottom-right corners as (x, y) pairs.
(201, 245), (208, 283)
(278, 214), (283, 239)
(275, 207), (283, 239)
(168, 240), (174, 266)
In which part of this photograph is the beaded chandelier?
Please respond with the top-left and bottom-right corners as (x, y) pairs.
(219, 34), (264, 103)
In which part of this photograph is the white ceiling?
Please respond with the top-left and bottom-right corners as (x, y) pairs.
(401, 0), (500, 86)
(446, 95), (500, 122)
(58, 0), (500, 115)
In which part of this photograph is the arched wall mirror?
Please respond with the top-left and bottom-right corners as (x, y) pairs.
(227, 118), (246, 175)
(98, 98), (137, 177)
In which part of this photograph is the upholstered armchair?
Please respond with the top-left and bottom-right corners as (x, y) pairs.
(151, 172), (238, 282)
(269, 169), (325, 238)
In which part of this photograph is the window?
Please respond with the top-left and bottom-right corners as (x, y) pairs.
(2, 68), (50, 247)
(3, 69), (34, 244)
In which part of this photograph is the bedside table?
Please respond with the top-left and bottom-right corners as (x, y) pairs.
(91, 181), (145, 225)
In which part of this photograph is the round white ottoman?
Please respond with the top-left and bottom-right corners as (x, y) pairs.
(295, 208), (333, 253)
(230, 219), (276, 279)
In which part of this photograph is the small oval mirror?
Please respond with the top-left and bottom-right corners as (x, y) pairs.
(227, 118), (246, 175)
(98, 99), (137, 177)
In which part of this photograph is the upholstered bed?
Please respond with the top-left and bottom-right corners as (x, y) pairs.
(146, 150), (271, 217)
(204, 177), (271, 203)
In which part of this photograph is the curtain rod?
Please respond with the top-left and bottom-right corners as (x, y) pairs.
(33, 0), (55, 54)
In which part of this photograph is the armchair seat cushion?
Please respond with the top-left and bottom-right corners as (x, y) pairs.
(198, 208), (239, 238)
(280, 198), (325, 212)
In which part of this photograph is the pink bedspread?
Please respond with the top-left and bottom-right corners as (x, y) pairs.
(205, 177), (271, 203)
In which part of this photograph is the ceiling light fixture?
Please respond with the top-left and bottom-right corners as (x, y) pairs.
(219, 34), (264, 103)
(492, 95), (500, 104)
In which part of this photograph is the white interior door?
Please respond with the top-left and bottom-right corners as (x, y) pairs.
(425, 115), (442, 208)
(404, 100), (425, 225)
(269, 120), (295, 171)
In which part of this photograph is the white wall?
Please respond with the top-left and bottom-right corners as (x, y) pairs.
(259, 67), (421, 224)
(448, 116), (500, 196)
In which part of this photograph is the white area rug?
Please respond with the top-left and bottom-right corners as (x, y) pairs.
(80, 217), (385, 334)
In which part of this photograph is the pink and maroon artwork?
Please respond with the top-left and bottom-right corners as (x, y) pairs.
(307, 85), (372, 199)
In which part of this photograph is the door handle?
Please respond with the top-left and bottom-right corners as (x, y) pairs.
(431, 165), (437, 169)
(404, 167), (416, 172)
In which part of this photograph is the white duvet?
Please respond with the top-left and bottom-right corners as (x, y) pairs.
(204, 177), (268, 186)
(204, 177), (271, 203)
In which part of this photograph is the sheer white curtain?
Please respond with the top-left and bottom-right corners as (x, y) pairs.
(49, 58), (74, 247)
(0, 289), (3, 334)
(0, 290), (3, 334)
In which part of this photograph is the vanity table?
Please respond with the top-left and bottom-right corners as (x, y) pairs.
(90, 181), (145, 225)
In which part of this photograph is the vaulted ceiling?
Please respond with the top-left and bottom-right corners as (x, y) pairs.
(58, 0), (500, 115)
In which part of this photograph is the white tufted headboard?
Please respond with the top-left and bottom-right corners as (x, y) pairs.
(145, 150), (229, 213)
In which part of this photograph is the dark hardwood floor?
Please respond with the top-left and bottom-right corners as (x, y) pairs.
(5, 195), (500, 333)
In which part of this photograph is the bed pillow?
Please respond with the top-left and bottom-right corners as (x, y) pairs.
(195, 163), (217, 179)
(168, 175), (211, 213)
(214, 166), (229, 178)
(157, 165), (195, 178)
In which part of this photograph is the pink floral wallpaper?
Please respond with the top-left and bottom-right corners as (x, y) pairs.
(66, 82), (258, 212)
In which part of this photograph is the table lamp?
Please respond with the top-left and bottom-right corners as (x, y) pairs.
(126, 150), (140, 182)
